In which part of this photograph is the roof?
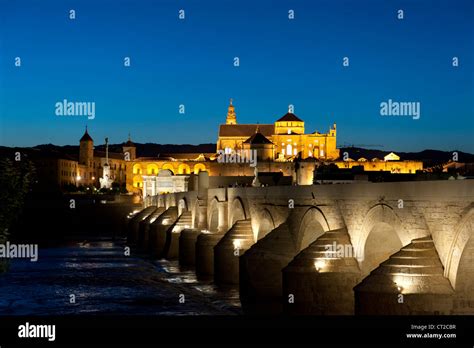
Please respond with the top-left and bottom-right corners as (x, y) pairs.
(243, 132), (273, 145)
(80, 130), (93, 142)
(124, 140), (135, 147)
(276, 112), (303, 122)
(219, 124), (274, 137)
(384, 152), (401, 161)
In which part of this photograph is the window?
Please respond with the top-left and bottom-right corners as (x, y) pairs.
(286, 144), (292, 156)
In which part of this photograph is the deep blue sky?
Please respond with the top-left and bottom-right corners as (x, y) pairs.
(0, 0), (473, 152)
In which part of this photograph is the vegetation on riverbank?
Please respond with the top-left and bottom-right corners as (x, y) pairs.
(0, 158), (35, 272)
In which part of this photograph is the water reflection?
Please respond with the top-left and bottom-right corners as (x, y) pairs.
(0, 239), (241, 315)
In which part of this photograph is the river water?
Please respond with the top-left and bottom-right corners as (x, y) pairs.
(0, 238), (241, 315)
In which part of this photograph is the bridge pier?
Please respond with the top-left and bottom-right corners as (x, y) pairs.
(354, 237), (454, 314)
(282, 228), (361, 314)
(239, 223), (296, 314)
(127, 206), (156, 245)
(138, 207), (164, 251)
(214, 219), (254, 285)
(179, 228), (201, 266)
(149, 207), (178, 258)
(164, 211), (193, 259)
(196, 232), (223, 278)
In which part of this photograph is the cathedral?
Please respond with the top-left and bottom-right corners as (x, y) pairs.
(32, 99), (423, 195)
(217, 99), (340, 161)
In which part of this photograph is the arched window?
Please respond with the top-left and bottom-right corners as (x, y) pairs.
(286, 144), (292, 156)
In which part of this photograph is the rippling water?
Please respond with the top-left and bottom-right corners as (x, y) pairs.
(0, 239), (241, 315)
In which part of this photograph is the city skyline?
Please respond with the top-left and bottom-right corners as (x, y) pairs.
(0, 0), (473, 152)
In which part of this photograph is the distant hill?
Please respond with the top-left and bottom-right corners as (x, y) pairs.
(1, 143), (472, 167)
(33, 143), (217, 158)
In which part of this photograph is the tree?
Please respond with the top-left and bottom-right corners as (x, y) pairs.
(0, 158), (35, 272)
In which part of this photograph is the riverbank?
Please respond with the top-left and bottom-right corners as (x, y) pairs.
(8, 193), (141, 246)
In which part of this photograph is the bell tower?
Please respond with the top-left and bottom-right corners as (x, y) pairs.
(225, 98), (237, 125)
(79, 126), (94, 166)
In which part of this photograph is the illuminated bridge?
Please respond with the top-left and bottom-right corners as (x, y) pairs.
(127, 172), (474, 315)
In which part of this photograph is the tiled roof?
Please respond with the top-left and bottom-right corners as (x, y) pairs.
(243, 132), (273, 145)
(219, 124), (274, 137)
(276, 112), (303, 122)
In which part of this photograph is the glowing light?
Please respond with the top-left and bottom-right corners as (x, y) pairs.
(92, 176), (95, 180)
(76, 175), (81, 181)
(233, 239), (242, 250)
(314, 260), (325, 272)
(393, 276), (410, 293)
(201, 229), (211, 234)
(184, 225), (190, 229)
(394, 281), (403, 293)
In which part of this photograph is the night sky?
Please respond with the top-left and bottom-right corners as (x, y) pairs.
(0, 0), (473, 152)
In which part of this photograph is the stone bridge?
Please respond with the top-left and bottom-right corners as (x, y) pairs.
(126, 173), (474, 315)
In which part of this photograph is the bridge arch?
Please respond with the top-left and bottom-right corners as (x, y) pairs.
(356, 204), (408, 276)
(208, 197), (220, 232)
(178, 197), (188, 216)
(230, 197), (247, 226)
(445, 206), (474, 290)
(255, 209), (276, 242)
(296, 207), (330, 252)
(157, 195), (165, 208)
